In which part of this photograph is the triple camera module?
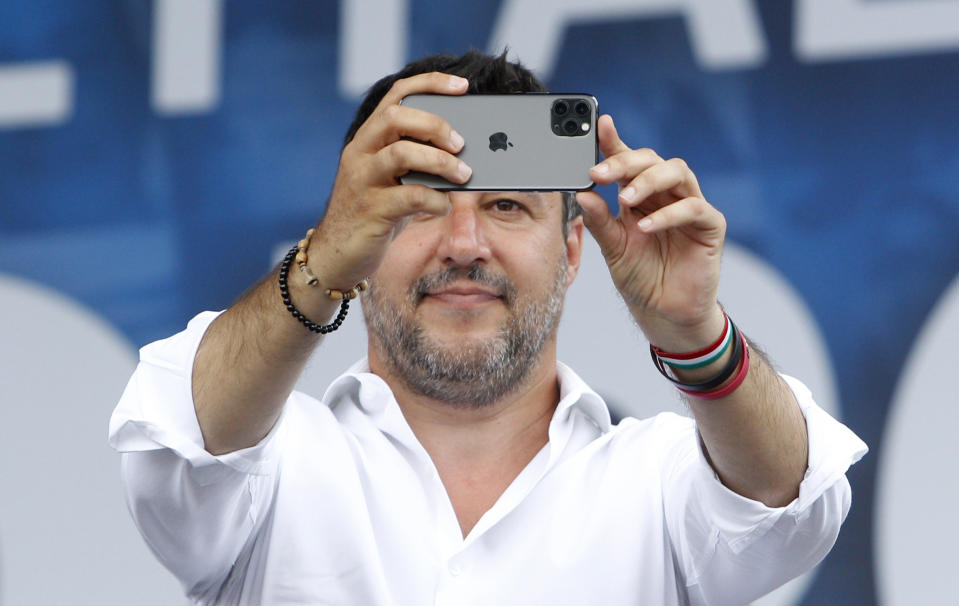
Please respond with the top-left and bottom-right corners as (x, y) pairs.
(551, 98), (592, 137)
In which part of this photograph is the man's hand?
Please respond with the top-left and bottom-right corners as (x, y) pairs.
(194, 73), (473, 454)
(579, 115), (809, 506)
(308, 72), (472, 295)
(576, 114), (726, 353)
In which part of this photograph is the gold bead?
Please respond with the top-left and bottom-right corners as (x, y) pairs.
(295, 251), (308, 264)
(298, 239), (310, 250)
(298, 264), (319, 287)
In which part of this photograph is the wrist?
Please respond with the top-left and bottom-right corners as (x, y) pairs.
(278, 228), (369, 335)
(649, 311), (750, 400)
(643, 303), (727, 354)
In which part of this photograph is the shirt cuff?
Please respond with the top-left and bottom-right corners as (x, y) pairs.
(108, 311), (284, 485)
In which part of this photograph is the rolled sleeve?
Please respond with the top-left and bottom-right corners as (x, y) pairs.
(108, 312), (286, 599)
(109, 311), (283, 484)
(668, 375), (867, 604)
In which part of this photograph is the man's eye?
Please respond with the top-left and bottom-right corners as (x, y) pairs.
(494, 199), (521, 212)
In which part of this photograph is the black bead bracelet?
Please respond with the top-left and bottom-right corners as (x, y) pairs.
(278, 246), (350, 334)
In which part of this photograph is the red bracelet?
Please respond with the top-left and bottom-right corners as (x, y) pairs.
(678, 331), (750, 400)
(651, 313), (729, 360)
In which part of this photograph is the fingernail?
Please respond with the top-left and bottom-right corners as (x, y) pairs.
(449, 75), (468, 90)
(593, 163), (609, 175)
(639, 217), (653, 230)
(620, 187), (636, 202)
(450, 129), (465, 151)
(458, 161), (472, 182)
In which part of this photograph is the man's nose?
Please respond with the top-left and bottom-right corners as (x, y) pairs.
(436, 194), (492, 267)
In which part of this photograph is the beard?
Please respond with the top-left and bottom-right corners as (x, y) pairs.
(362, 259), (569, 409)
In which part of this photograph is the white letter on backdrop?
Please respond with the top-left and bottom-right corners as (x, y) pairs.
(796, 0), (959, 61)
(152, 0), (223, 114)
(489, 0), (767, 79)
(339, 0), (409, 98)
(0, 62), (73, 129)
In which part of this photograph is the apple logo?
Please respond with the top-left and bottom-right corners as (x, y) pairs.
(488, 132), (514, 152)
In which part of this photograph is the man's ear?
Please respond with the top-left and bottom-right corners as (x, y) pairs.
(564, 216), (585, 287)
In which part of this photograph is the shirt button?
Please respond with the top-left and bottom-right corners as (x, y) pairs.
(448, 563), (462, 576)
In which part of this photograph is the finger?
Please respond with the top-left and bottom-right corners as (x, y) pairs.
(379, 71), (468, 109)
(375, 139), (472, 184)
(591, 147), (664, 187)
(379, 185), (452, 222)
(576, 191), (623, 258)
(619, 158), (702, 207)
(636, 196), (725, 238)
(595, 114), (630, 159)
(356, 104), (464, 155)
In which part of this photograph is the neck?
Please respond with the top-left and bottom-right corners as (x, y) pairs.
(369, 342), (561, 463)
(370, 344), (560, 537)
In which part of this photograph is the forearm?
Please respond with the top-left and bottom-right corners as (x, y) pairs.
(192, 266), (339, 455)
(679, 340), (809, 507)
(194, 74), (472, 455)
(576, 118), (810, 507)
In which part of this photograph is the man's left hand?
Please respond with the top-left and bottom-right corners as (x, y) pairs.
(576, 114), (727, 353)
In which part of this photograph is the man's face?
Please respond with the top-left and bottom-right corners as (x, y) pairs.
(362, 191), (583, 408)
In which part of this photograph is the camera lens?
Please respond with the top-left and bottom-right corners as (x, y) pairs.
(563, 119), (578, 135)
(554, 101), (569, 116)
(574, 101), (589, 116)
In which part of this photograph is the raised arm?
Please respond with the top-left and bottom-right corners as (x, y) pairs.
(576, 115), (807, 507)
(193, 72), (472, 454)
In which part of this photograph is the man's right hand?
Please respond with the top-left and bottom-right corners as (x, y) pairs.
(308, 72), (472, 295)
(192, 72), (471, 455)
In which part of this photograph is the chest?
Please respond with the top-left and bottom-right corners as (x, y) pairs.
(435, 454), (542, 537)
(253, 433), (681, 605)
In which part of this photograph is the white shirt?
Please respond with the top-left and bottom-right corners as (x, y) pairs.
(109, 311), (867, 606)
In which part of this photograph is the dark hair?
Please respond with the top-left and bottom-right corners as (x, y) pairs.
(343, 50), (582, 232)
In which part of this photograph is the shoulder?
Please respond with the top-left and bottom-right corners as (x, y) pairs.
(608, 412), (698, 456)
(565, 411), (702, 486)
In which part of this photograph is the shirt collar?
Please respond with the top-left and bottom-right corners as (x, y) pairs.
(553, 361), (612, 434)
(322, 358), (612, 441)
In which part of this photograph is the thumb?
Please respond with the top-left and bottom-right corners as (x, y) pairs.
(576, 191), (622, 259)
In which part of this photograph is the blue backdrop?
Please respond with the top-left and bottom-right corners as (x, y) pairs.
(3, 2), (958, 604)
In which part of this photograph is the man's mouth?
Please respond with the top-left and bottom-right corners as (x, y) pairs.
(422, 284), (503, 308)
(413, 266), (515, 307)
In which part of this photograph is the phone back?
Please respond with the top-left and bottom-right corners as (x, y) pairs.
(399, 94), (597, 191)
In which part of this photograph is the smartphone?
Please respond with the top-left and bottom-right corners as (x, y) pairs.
(399, 93), (598, 191)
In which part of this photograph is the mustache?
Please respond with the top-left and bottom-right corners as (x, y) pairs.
(412, 265), (517, 305)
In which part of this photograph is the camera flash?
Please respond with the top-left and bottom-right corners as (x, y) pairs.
(581, 123), (590, 132)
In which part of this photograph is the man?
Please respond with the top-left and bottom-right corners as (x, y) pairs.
(110, 51), (866, 605)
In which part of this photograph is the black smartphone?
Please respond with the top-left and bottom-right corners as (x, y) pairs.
(399, 93), (598, 191)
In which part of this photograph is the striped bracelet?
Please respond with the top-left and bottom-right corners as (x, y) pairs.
(651, 313), (731, 369)
(649, 314), (750, 399)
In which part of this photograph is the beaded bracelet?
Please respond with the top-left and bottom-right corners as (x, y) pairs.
(649, 317), (748, 398)
(295, 228), (370, 300)
(278, 237), (370, 334)
(278, 246), (349, 334)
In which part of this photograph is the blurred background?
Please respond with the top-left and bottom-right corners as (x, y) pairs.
(2, 1), (958, 604)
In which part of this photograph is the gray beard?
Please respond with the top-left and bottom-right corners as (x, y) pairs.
(362, 261), (568, 409)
